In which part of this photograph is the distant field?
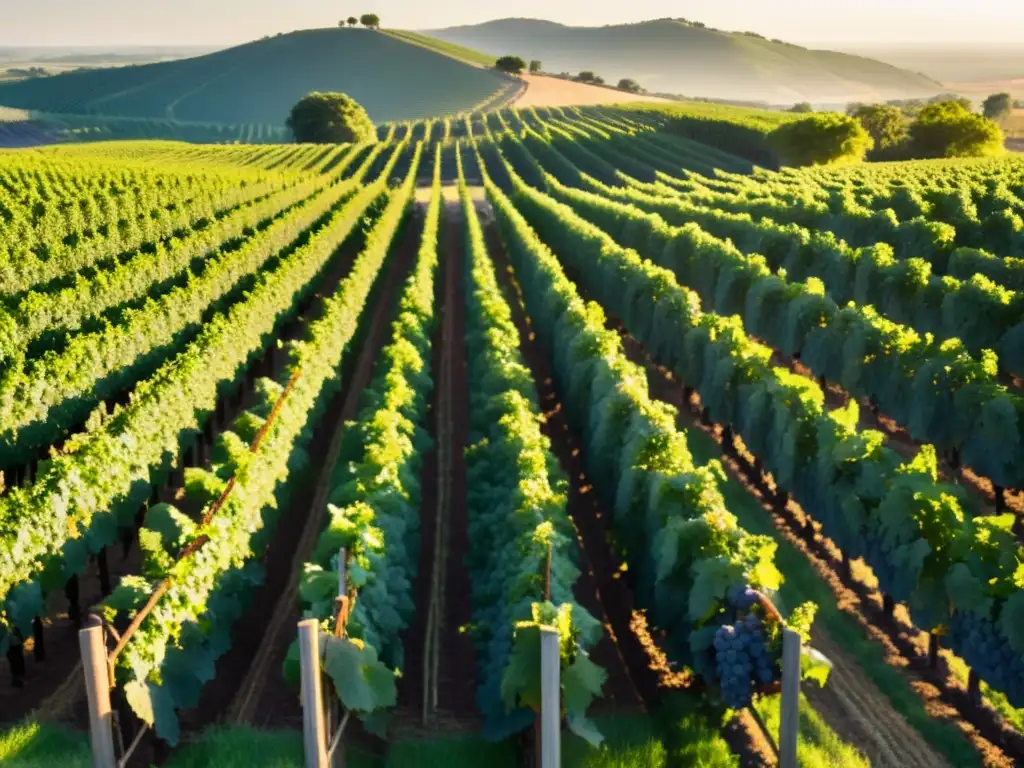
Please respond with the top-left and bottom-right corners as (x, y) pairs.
(517, 74), (674, 107)
(383, 29), (497, 67)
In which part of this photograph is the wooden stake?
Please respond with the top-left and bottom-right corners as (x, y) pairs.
(298, 619), (328, 768)
(539, 627), (560, 768)
(778, 628), (801, 768)
(79, 618), (117, 768)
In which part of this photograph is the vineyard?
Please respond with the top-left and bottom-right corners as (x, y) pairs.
(0, 104), (1022, 768)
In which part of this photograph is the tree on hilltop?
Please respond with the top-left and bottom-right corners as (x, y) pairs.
(575, 71), (597, 83)
(286, 92), (377, 144)
(982, 92), (1012, 122)
(347, 17), (358, 26)
(617, 78), (642, 93)
(910, 101), (1004, 158)
(529, 60), (542, 74)
(495, 55), (527, 74)
(360, 14), (380, 29)
(789, 102), (813, 113)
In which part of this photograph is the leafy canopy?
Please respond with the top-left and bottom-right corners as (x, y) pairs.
(495, 55), (526, 74)
(286, 91), (377, 145)
(618, 78), (642, 93)
(360, 13), (380, 29)
(767, 112), (874, 167)
(909, 101), (1004, 158)
(851, 104), (908, 155)
(982, 92), (1012, 121)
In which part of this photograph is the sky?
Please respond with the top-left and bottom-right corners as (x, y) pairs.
(2, 0), (1022, 48)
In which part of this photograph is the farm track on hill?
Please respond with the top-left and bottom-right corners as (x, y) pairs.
(221, 206), (425, 732)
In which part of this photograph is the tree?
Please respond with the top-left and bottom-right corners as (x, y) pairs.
(617, 78), (642, 93)
(575, 71), (600, 83)
(529, 60), (542, 74)
(767, 113), (874, 167)
(347, 17), (358, 26)
(286, 92), (377, 144)
(360, 14), (380, 29)
(910, 101), (1004, 158)
(851, 104), (909, 157)
(929, 92), (972, 110)
(789, 102), (813, 113)
(982, 92), (1012, 122)
(495, 55), (526, 74)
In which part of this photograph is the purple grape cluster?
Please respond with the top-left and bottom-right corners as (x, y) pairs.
(711, 586), (780, 709)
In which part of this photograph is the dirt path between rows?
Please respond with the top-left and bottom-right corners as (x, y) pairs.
(220, 206), (424, 730)
(392, 191), (478, 736)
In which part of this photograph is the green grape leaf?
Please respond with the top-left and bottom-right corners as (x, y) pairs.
(321, 635), (397, 713)
(998, 591), (1024, 654)
(566, 712), (604, 748)
(125, 680), (180, 746)
(800, 646), (832, 688)
(501, 622), (543, 712)
(563, 653), (607, 715)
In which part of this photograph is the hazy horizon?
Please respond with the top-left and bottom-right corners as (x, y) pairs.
(4, 2), (1023, 48)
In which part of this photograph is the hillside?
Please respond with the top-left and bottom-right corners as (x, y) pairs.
(0, 28), (515, 126)
(426, 18), (943, 104)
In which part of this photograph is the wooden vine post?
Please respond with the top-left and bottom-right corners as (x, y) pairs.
(778, 627), (802, 768)
(79, 616), (117, 768)
(298, 619), (329, 768)
(536, 540), (560, 768)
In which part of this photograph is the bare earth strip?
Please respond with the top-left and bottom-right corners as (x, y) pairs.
(513, 74), (673, 107)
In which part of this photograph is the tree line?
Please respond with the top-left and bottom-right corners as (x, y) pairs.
(339, 14), (380, 29)
(493, 56), (643, 93)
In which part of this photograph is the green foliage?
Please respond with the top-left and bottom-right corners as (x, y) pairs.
(359, 13), (380, 29)
(909, 101), (1004, 158)
(346, 17), (358, 26)
(529, 59), (542, 73)
(296, 145), (439, 678)
(851, 104), (909, 157)
(92, 144), (422, 744)
(982, 92), (1012, 121)
(286, 91), (377, 144)
(789, 102), (813, 113)
(767, 112), (873, 166)
(495, 55), (527, 74)
(618, 78), (642, 93)
(321, 634), (397, 712)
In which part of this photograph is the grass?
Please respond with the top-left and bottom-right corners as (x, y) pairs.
(0, 721), (90, 768)
(382, 30), (498, 68)
(684, 425), (983, 768)
(563, 693), (736, 767)
(385, 735), (519, 767)
(754, 694), (870, 768)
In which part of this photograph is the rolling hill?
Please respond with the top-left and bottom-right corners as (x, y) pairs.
(0, 28), (517, 126)
(426, 18), (944, 104)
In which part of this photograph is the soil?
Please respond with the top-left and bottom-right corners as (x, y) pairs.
(392, 192), (478, 735)
(220, 206), (425, 732)
(481, 206), (782, 767)
(618, 322), (1022, 768)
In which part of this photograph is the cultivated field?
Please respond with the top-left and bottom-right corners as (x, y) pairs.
(515, 74), (673, 107)
(0, 105), (1022, 768)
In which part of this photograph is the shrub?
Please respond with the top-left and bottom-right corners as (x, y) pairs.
(767, 113), (873, 166)
(982, 92), (1012, 122)
(789, 102), (813, 113)
(851, 104), (909, 158)
(285, 92), (376, 144)
(618, 78), (642, 93)
(495, 55), (527, 75)
(909, 101), (1004, 158)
